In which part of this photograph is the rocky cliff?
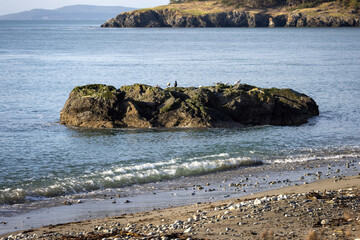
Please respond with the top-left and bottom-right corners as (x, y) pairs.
(60, 84), (319, 129)
(101, 9), (360, 28)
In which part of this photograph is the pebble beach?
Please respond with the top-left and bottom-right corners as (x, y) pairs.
(1, 157), (359, 240)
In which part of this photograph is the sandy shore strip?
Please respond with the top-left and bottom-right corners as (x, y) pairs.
(1, 173), (360, 240)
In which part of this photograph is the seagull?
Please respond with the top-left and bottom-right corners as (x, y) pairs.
(234, 79), (241, 85)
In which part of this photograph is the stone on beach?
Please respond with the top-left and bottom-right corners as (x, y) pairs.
(5, 182), (360, 240)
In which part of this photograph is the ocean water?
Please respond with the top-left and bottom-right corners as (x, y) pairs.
(0, 20), (360, 210)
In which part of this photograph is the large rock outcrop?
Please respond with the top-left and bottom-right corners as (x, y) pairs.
(101, 9), (360, 28)
(60, 83), (319, 128)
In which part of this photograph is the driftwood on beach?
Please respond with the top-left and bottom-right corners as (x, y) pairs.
(60, 83), (319, 129)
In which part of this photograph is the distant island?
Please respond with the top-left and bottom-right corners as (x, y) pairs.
(0, 5), (137, 21)
(60, 83), (319, 129)
(101, 0), (360, 27)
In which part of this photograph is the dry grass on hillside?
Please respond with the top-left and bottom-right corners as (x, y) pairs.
(138, 1), (359, 17)
(140, 1), (238, 15)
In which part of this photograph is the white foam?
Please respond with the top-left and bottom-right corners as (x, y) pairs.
(101, 170), (114, 175)
(272, 152), (359, 164)
(103, 157), (260, 184)
(112, 158), (178, 174)
(188, 153), (230, 161)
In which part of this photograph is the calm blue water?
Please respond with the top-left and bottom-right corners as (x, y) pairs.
(0, 20), (359, 206)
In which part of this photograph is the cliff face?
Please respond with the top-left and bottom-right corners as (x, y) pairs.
(101, 9), (360, 28)
(60, 84), (319, 129)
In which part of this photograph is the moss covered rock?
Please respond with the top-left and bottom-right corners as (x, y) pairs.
(73, 84), (117, 99)
(60, 83), (319, 128)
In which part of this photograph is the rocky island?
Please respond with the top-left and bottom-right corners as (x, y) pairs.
(101, 0), (360, 28)
(60, 83), (319, 128)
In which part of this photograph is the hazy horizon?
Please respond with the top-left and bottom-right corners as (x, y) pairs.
(0, 0), (169, 15)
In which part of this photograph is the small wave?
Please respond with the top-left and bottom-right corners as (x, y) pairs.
(188, 153), (230, 161)
(0, 156), (261, 205)
(0, 188), (26, 205)
(272, 152), (360, 164)
(105, 157), (262, 184)
(101, 154), (230, 176)
(103, 159), (179, 175)
(98, 156), (262, 188)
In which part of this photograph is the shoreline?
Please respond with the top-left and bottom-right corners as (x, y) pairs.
(1, 156), (359, 239)
(1, 175), (359, 239)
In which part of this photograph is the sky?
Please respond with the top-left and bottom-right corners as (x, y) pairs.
(0, 0), (169, 15)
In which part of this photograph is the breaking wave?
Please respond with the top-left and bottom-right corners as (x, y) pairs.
(0, 153), (261, 205)
(1, 146), (359, 205)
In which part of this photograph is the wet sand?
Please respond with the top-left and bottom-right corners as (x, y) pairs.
(1, 157), (359, 239)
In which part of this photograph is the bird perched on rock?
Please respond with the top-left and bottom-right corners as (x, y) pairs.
(174, 81), (177, 87)
(166, 83), (170, 87)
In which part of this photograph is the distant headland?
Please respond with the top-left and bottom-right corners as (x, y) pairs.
(101, 0), (360, 27)
(0, 5), (137, 21)
(60, 83), (319, 129)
